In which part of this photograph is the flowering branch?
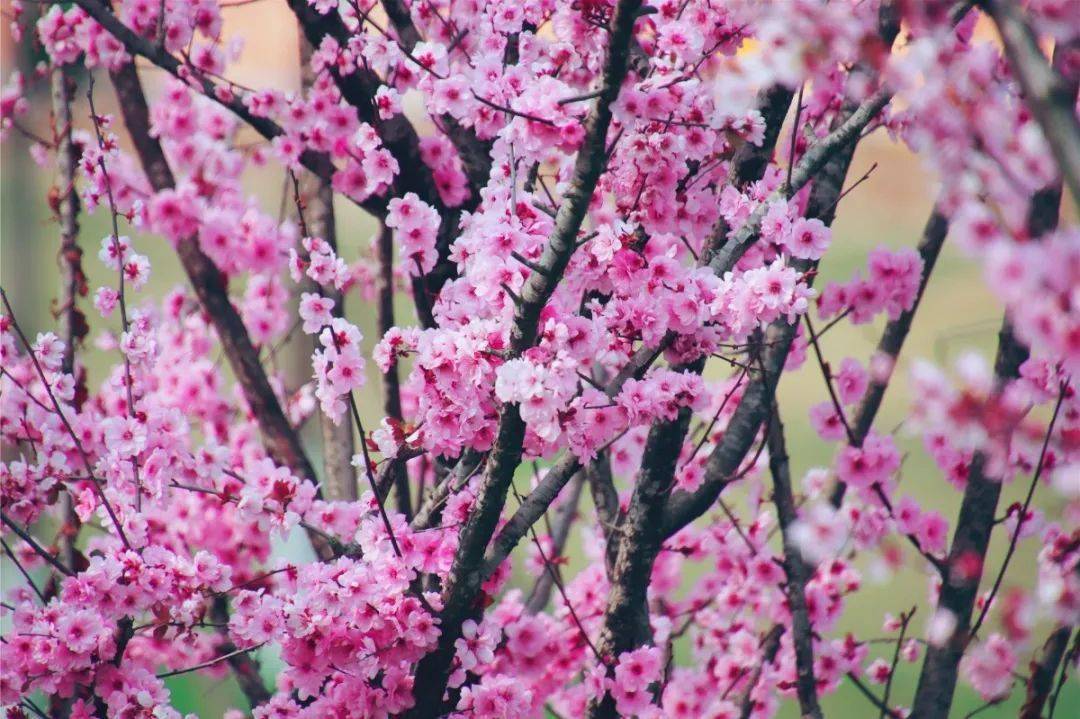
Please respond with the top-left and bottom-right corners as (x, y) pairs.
(68, 0), (385, 216)
(106, 61), (335, 561)
(829, 205), (950, 507)
(766, 401), (824, 719)
(911, 166), (1069, 718)
(48, 62), (85, 581)
(408, 3), (646, 712)
(979, 3), (1080, 203)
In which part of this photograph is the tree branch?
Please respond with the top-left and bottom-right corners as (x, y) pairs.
(373, 221), (411, 515)
(587, 364), (702, 718)
(50, 63), (85, 579)
(829, 205), (949, 507)
(910, 58), (1072, 715)
(406, 4), (645, 713)
(525, 469), (586, 614)
(107, 61), (335, 562)
(980, 3), (1080, 203)
(657, 0), (932, 534)
(737, 624), (785, 719)
(766, 400), (824, 719)
(479, 454), (580, 583)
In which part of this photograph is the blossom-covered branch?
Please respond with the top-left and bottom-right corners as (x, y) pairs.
(2, 1), (1078, 717)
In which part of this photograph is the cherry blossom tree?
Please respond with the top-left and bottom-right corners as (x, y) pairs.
(1, 0), (1078, 718)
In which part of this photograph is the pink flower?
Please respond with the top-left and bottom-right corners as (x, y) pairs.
(103, 416), (147, 458)
(387, 192), (440, 276)
(961, 635), (1016, 700)
(56, 608), (104, 654)
(299, 292), (335, 334)
(836, 358), (868, 405)
(613, 646), (663, 694)
(809, 401), (847, 441)
(375, 85), (402, 120)
(866, 658), (892, 684)
(785, 216), (831, 260)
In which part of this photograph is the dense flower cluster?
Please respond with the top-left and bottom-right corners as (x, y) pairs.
(1, 1), (1078, 718)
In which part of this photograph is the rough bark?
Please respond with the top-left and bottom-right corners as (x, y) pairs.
(587, 369), (702, 718)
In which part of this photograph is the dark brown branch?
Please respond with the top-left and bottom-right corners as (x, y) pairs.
(846, 671), (904, 718)
(1020, 625), (1072, 719)
(480, 455), (581, 581)
(50, 64), (85, 576)
(969, 381), (1068, 639)
(588, 366), (702, 718)
(911, 62), (1072, 715)
(375, 224), (411, 515)
(699, 84), (793, 266)
(584, 51), (896, 701)
(909, 319), (1035, 718)
(407, 4), (645, 713)
(1047, 629), (1078, 718)
(107, 62), (335, 562)
(766, 401), (824, 719)
(1, 512), (74, 577)
(288, 0), (485, 327)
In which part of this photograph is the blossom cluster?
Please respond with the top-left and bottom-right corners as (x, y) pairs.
(1, 0), (1078, 718)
